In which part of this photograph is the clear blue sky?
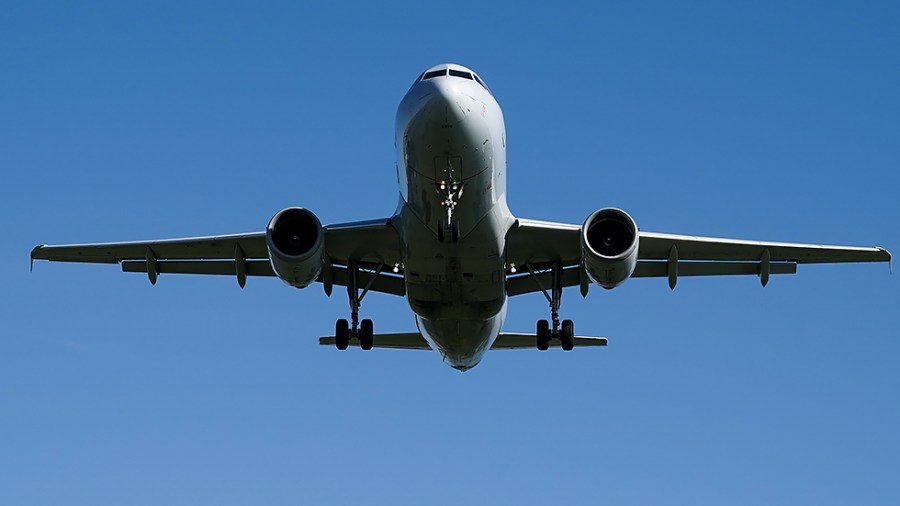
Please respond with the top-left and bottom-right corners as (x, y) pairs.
(3, 2), (898, 504)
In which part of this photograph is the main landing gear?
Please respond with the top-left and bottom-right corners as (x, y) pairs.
(334, 261), (382, 351)
(526, 262), (575, 351)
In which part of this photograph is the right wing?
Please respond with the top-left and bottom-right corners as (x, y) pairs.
(505, 218), (891, 296)
(31, 218), (406, 295)
(636, 231), (892, 264)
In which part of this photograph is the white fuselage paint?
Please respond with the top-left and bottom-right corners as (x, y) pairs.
(393, 64), (515, 371)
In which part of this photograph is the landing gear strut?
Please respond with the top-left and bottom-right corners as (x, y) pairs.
(526, 262), (575, 351)
(335, 261), (382, 351)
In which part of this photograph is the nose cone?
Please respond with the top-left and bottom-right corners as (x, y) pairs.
(415, 79), (472, 126)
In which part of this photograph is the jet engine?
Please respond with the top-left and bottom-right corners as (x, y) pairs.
(266, 207), (325, 288)
(581, 208), (639, 289)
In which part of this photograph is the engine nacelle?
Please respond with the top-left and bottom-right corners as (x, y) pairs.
(581, 208), (639, 289)
(266, 207), (325, 288)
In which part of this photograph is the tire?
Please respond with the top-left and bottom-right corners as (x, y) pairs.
(360, 319), (374, 350)
(450, 219), (460, 243)
(536, 319), (551, 351)
(335, 319), (350, 350)
(437, 220), (445, 242)
(561, 319), (574, 351)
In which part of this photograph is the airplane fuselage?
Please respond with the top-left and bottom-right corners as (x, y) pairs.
(393, 64), (514, 370)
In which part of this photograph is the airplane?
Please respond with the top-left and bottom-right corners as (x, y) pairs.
(32, 63), (892, 371)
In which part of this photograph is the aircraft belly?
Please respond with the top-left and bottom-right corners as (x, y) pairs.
(395, 200), (513, 369)
(401, 207), (507, 320)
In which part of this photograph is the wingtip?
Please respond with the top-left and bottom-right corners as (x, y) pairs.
(876, 246), (892, 274)
(30, 245), (45, 272)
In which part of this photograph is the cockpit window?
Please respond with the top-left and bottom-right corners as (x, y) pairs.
(418, 68), (492, 95)
(473, 74), (490, 93)
(423, 69), (447, 80)
(448, 69), (473, 80)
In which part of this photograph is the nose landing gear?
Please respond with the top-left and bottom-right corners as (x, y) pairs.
(436, 179), (463, 243)
(437, 216), (460, 243)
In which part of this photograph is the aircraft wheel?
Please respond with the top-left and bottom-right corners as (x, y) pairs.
(360, 319), (374, 350)
(437, 220), (445, 242)
(335, 319), (350, 350)
(536, 319), (551, 351)
(450, 219), (460, 243)
(561, 319), (574, 351)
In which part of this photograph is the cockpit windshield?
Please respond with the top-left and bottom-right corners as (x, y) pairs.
(419, 66), (491, 94)
(448, 69), (472, 80)
(472, 74), (490, 93)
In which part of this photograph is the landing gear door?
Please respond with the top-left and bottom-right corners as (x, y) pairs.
(433, 156), (463, 181)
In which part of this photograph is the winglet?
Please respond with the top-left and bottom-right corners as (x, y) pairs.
(881, 247), (892, 274)
(30, 245), (44, 272)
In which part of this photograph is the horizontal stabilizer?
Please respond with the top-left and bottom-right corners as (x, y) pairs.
(492, 333), (607, 349)
(319, 332), (431, 350)
(318, 332), (607, 350)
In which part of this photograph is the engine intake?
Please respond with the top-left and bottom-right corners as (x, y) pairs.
(266, 207), (325, 288)
(582, 208), (639, 289)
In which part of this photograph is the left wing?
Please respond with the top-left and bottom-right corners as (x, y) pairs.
(505, 218), (891, 296)
(31, 219), (406, 295)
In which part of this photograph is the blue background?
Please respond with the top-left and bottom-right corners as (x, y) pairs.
(3, 1), (898, 504)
